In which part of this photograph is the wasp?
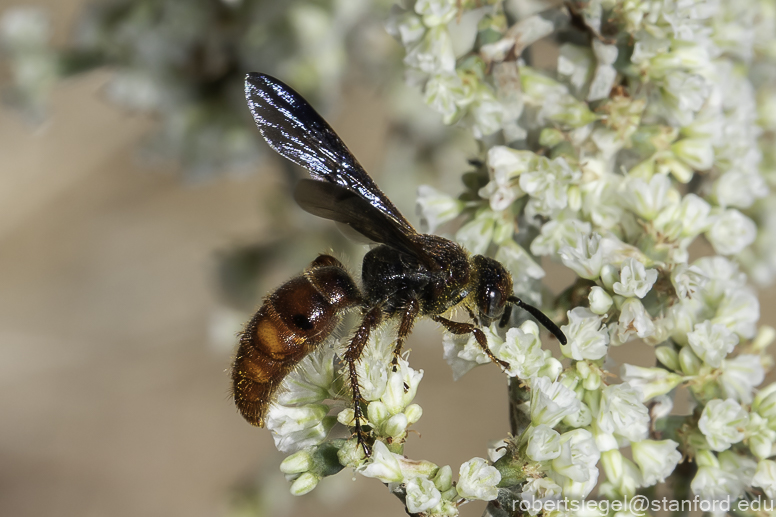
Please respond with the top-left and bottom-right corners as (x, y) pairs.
(232, 73), (567, 453)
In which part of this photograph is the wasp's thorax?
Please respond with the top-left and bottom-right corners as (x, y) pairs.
(471, 254), (514, 326)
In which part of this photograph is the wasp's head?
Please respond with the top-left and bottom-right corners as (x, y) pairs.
(472, 255), (514, 326)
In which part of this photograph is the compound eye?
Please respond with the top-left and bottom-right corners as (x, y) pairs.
(486, 289), (503, 319)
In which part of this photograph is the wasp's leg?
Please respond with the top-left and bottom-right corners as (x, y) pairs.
(344, 305), (383, 456)
(432, 315), (510, 369)
(392, 298), (420, 370)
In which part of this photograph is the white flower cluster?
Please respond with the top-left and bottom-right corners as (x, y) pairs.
(245, 0), (776, 514)
(398, 0), (776, 512)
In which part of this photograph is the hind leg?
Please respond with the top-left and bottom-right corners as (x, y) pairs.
(343, 305), (383, 456)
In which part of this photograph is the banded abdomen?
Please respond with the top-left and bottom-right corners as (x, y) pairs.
(231, 255), (360, 426)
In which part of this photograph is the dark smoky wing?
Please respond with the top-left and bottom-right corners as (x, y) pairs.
(245, 72), (415, 234)
(294, 179), (433, 267)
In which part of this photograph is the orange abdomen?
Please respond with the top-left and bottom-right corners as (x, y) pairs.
(231, 257), (360, 426)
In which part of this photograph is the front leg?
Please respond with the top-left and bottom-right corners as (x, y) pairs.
(432, 315), (510, 370)
(343, 305), (383, 456)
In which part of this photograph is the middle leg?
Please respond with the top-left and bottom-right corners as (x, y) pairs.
(391, 298), (420, 370)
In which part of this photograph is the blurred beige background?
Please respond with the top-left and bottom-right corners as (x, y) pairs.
(2, 2), (776, 517)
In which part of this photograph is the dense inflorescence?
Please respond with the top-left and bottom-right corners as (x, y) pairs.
(256, 0), (776, 515)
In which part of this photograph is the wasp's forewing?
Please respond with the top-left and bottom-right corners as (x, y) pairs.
(245, 73), (415, 235)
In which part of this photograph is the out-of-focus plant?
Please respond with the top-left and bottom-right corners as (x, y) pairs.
(248, 0), (776, 516)
(0, 0), (398, 179)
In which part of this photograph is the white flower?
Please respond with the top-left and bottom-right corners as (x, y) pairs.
(530, 218), (591, 257)
(705, 209), (756, 256)
(670, 264), (707, 300)
(404, 25), (455, 74)
(457, 458), (501, 501)
(519, 156), (581, 216)
(613, 258), (658, 298)
(416, 185), (463, 233)
(599, 449), (642, 497)
(671, 138), (714, 170)
(686, 320), (738, 368)
(359, 440), (404, 483)
(754, 383), (776, 427)
(550, 429), (600, 492)
(678, 194), (713, 237)
(588, 40), (618, 101)
(620, 364), (683, 401)
(423, 72), (468, 124)
(455, 209), (495, 255)
(481, 146), (535, 211)
(277, 346), (338, 405)
(719, 354), (765, 404)
(414, 0), (457, 27)
(631, 439), (682, 486)
(382, 358), (423, 415)
(496, 323), (546, 379)
(487, 439), (510, 463)
(745, 413), (776, 460)
(698, 399), (749, 451)
(713, 170), (767, 209)
(712, 289), (759, 339)
(405, 476), (442, 513)
(691, 449), (753, 502)
(520, 477), (562, 515)
(752, 459), (776, 499)
(560, 307), (609, 361)
(495, 241), (545, 285)
(559, 233), (604, 280)
(265, 403), (332, 453)
(526, 424), (562, 461)
(615, 298), (655, 342)
(471, 86), (505, 139)
(530, 376), (582, 428)
(596, 383), (650, 443)
(691, 463), (744, 502)
(621, 174), (672, 221)
(442, 331), (489, 380)
(386, 8), (425, 47)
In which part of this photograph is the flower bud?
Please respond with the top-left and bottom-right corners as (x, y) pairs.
(655, 346), (680, 371)
(679, 345), (701, 375)
(433, 465), (454, 491)
(405, 404), (423, 424)
(280, 450), (313, 474)
(337, 438), (366, 468)
(383, 413), (409, 438)
(588, 286), (612, 315)
(367, 401), (389, 426)
(563, 401), (593, 427)
(290, 472), (319, 496)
